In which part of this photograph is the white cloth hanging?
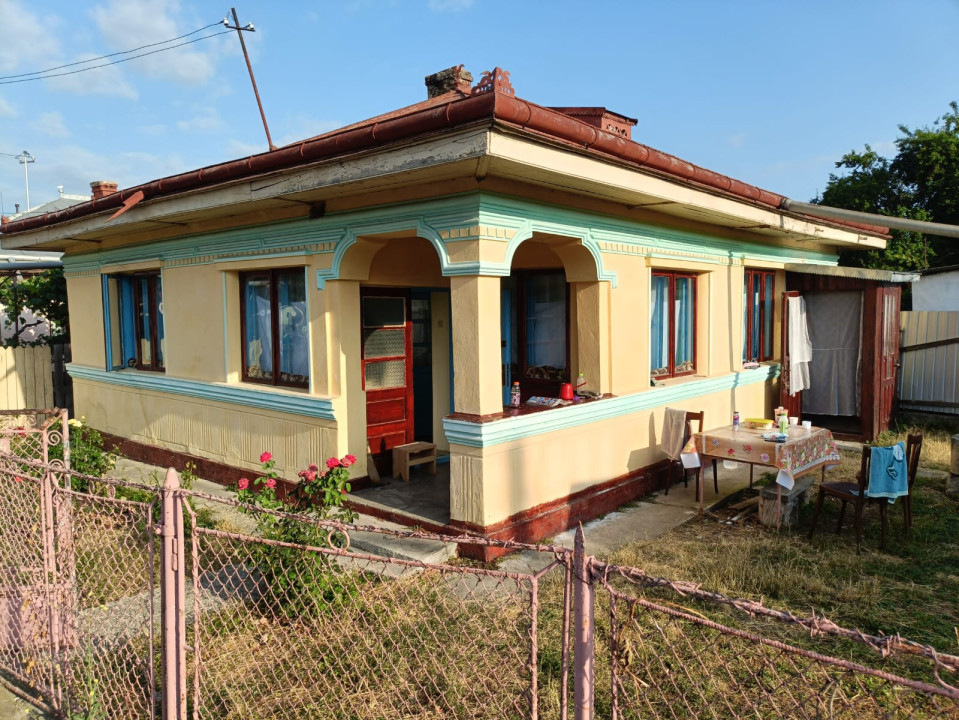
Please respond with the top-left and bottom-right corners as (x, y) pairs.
(787, 295), (813, 396)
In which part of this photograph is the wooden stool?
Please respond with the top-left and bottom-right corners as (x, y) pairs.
(392, 441), (437, 482)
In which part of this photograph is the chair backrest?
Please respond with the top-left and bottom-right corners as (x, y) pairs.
(685, 411), (705, 437)
(906, 432), (923, 491)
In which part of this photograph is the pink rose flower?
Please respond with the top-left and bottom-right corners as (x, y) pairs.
(308, 463), (319, 473)
(344, 454), (357, 467)
(326, 457), (340, 469)
(265, 477), (277, 490)
(260, 451), (273, 463)
(237, 477), (249, 490)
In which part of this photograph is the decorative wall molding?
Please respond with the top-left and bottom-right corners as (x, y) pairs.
(62, 191), (837, 290)
(67, 364), (337, 421)
(443, 364), (780, 447)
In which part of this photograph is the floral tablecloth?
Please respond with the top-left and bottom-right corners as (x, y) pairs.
(689, 425), (841, 489)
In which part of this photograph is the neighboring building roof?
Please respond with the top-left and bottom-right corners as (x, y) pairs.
(7, 193), (90, 223)
(784, 263), (919, 284)
(917, 264), (959, 277)
(0, 66), (889, 239)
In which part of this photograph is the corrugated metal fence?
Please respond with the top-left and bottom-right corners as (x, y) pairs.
(898, 311), (959, 415)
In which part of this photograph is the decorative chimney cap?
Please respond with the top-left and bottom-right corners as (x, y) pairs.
(425, 65), (473, 98)
(550, 107), (638, 140)
(471, 67), (514, 97)
(90, 180), (119, 200)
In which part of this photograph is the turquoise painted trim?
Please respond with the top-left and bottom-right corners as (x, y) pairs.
(67, 364), (337, 421)
(63, 191), (838, 289)
(442, 364), (780, 448)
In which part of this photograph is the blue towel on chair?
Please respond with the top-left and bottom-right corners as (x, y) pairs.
(866, 442), (908, 501)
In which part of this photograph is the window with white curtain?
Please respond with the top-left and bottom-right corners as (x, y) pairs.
(651, 271), (696, 378)
(743, 269), (774, 362)
(240, 268), (309, 388)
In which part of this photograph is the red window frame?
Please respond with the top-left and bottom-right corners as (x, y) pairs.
(744, 270), (774, 363)
(239, 268), (309, 389)
(651, 271), (697, 379)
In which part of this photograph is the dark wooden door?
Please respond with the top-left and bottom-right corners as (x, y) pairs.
(780, 291), (803, 418)
(361, 290), (413, 464)
(878, 286), (901, 431)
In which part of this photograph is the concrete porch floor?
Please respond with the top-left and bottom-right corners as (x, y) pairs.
(350, 461), (452, 527)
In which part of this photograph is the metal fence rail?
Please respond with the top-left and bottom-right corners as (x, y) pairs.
(0, 422), (956, 719)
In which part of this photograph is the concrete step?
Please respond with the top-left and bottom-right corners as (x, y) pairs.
(346, 513), (458, 565)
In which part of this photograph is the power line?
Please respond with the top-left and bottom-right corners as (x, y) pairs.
(0, 30), (232, 85)
(0, 20), (225, 81)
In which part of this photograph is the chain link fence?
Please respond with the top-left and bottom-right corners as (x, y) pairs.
(0, 414), (956, 719)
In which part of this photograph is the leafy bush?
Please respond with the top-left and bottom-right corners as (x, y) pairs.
(48, 418), (117, 491)
(235, 451), (359, 617)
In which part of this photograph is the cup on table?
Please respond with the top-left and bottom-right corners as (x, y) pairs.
(801, 420), (812, 432)
(788, 416), (798, 426)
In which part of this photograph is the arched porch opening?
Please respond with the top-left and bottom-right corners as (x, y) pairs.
(502, 233), (607, 403)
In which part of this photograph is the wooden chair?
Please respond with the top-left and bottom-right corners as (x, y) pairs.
(665, 411), (718, 496)
(808, 433), (922, 550)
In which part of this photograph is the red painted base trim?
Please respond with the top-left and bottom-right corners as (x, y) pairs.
(103, 433), (671, 562)
(451, 459), (671, 561)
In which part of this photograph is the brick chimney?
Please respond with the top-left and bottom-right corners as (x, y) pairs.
(90, 180), (118, 199)
(425, 65), (473, 99)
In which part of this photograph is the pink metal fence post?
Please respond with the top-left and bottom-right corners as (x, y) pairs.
(573, 525), (595, 720)
(160, 468), (187, 720)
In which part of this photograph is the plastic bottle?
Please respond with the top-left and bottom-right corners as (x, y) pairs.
(779, 413), (789, 434)
(510, 381), (521, 408)
(732, 411), (740, 431)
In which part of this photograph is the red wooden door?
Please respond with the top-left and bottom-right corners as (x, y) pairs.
(361, 290), (413, 463)
(779, 291), (803, 417)
(878, 286), (901, 431)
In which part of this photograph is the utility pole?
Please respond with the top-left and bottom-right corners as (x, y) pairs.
(16, 151), (35, 212)
(1, 150), (35, 213)
(224, 8), (275, 151)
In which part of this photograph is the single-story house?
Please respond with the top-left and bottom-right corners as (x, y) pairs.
(0, 66), (892, 557)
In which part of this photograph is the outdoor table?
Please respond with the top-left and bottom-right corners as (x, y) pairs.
(687, 424), (842, 525)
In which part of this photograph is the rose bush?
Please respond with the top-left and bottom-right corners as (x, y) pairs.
(235, 451), (359, 617)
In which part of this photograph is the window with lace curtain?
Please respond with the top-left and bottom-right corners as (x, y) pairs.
(240, 268), (309, 388)
(650, 271), (696, 379)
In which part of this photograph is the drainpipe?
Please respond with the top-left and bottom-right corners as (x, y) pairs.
(781, 199), (959, 239)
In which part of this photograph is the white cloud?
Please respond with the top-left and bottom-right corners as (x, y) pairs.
(90, 0), (224, 86)
(44, 54), (137, 98)
(0, 97), (16, 118)
(176, 106), (221, 132)
(727, 132), (745, 148)
(428, 0), (474, 11)
(37, 111), (70, 138)
(0, 0), (61, 72)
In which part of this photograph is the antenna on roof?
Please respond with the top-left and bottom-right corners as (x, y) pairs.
(224, 7), (275, 151)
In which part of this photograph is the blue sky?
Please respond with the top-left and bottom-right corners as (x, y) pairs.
(1, 0), (958, 216)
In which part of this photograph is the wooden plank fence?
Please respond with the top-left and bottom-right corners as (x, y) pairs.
(0, 344), (72, 413)
(898, 311), (959, 415)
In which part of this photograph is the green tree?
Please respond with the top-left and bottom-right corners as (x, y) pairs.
(817, 101), (959, 271)
(0, 267), (68, 345)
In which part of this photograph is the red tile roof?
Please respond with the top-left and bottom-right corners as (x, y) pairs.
(0, 70), (888, 237)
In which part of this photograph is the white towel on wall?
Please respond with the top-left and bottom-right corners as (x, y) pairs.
(787, 295), (813, 396)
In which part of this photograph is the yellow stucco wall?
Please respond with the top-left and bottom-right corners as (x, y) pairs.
(66, 275), (106, 368)
(73, 377), (338, 477)
(449, 377), (772, 527)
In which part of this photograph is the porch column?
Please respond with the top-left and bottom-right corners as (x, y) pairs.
(574, 281), (611, 395)
(450, 275), (503, 416)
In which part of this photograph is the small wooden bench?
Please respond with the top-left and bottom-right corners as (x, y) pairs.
(392, 441), (437, 482)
